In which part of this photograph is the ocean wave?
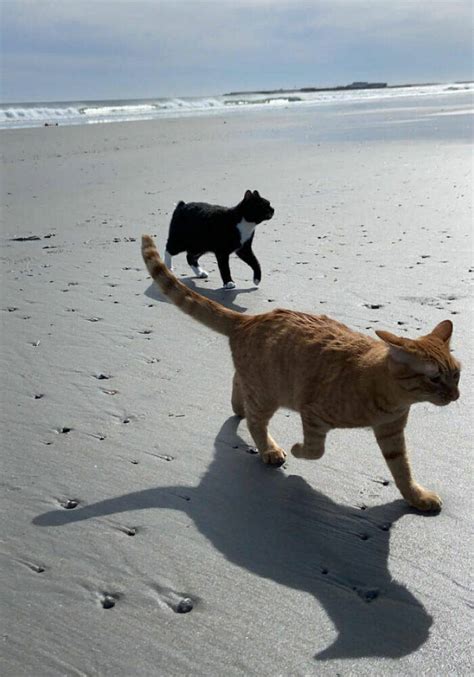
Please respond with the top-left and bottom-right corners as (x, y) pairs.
(163, 98), (223, 109)
(1, 106), (82, 122)
(229, 96), (303, 106)
(1, 83), (472, 129)
(80, 103), (157, 116)
(0, 98), (227, 127)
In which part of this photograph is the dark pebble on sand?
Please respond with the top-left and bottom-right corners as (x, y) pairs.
(101, 595), (116, 609)
(34, 393), (44, 399)
(95, 372), (111, 380)
(361, 589), (379, 603)
(174, 598), (193, 614)
(382, 480), (390, 486)
(364, 303), (383, 310)
(246, 447), (258, 455)
(62, 499), (78, 509)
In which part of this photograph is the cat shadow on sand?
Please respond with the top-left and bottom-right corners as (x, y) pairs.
(34, 417), (433, 661)
(145, 279), (254, 313)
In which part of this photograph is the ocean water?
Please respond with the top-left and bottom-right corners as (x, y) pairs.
(0, 82), (472, 130)
(254, 90), (474, 145)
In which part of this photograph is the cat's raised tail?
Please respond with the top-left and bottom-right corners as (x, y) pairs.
(141, 235), (242, 336)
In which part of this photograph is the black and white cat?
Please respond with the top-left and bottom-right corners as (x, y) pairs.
(164, 190), (274, 289)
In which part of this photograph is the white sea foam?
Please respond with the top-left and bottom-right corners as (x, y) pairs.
(1, 106), (82, 123)
(81, 103), (157, 116)
(1, 83), (472, 130)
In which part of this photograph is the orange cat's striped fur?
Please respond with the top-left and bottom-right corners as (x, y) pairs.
(142, 235), (460, 512)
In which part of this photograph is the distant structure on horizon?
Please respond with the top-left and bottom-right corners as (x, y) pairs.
(299, 81), (387, 93)
(348, 81), (387, 89)
(226, 81), (388, 96)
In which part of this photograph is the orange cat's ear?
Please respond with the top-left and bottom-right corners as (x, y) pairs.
(429, 319), (453, 344)
(376, 329), (438, 375)
(375, 330), (405, 348)
(244, 190), (253, 200)
(376, 330), (416, 367)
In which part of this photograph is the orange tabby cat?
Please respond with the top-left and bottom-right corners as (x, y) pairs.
(142, 235), (460, 511)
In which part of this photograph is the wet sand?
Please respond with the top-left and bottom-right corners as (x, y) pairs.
(1, 98), (472, 675)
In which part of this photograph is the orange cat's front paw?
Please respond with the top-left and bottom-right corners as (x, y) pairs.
(407, 486), (443, 512)
(261, 447), (287, 467)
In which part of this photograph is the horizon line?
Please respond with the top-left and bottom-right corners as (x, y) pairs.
(1, 78), (473, 107)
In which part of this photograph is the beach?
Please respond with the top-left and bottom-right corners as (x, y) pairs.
(1, 94), (473, 676)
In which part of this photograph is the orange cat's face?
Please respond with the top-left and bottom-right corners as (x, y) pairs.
(376, 320), (461, 406)
(404, 358), (460, 406)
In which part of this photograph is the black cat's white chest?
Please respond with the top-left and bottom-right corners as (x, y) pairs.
(236, 219), (256, 247)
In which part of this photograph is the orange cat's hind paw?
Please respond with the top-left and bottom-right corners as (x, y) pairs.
(291, 442), (325, 460)
(291, 443), (305, 458)
(261, 447), (287, 467)
(407, 487), (443, 512)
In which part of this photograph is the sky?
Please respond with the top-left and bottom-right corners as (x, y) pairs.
(1, 0), (473, 103)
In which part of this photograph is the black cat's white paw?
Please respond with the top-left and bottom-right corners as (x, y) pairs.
(164, 251), (173, 270)
(223, 281), (236, 290)
(191, 266), (209, 279)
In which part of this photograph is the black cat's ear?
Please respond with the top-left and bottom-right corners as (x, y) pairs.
(244, 190), (253, 200)
(253, 190), (260, 197)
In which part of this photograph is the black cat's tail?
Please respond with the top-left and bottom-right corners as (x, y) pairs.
(142, 235), (243, 337)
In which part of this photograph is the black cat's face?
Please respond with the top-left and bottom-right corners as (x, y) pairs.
(241, 190), (274, 224)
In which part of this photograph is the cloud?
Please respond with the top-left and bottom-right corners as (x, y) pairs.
(1, 0), (472, 101)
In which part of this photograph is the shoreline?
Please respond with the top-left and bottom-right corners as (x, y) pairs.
(1, 81), (472, 132)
